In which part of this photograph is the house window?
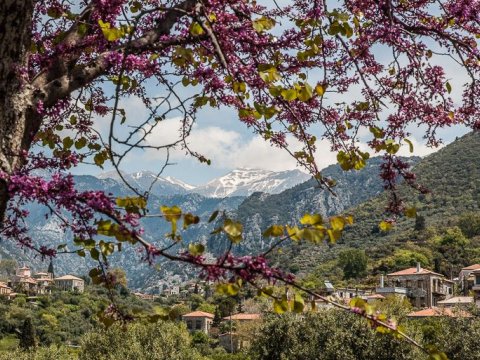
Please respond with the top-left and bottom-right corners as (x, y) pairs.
(476, 276), (480, 285)
(195, 320), (202, 330)
(187, 320), (192, 330)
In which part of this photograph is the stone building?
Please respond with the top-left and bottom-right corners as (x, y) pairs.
(54, 275), (85, 292)
(182, 311), (214, 334)
(377, 263), (454, 308)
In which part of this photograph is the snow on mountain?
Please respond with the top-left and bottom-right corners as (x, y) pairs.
(164, 176), (196, 190)
(98, 170), (194, 196)
(193, 168), (311, 198)
(98, 168), (310, 198)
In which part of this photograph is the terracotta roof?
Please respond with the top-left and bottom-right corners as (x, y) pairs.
(437, 296), (474, 305)
(408, 307), (471, 318)
(462, 264), (480, 271)
(223, 313), (261, 321)
(20, 278), (37, 284)
(182, 311), (214, 319)
(0, 282), (11, 288)
(55, 275), (83, 281)
(387, 267), (442, 276)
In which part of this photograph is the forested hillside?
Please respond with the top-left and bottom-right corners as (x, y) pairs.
(277, 132), (480, 284)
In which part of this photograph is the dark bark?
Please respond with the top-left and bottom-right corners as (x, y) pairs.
(0, 0), (38, 221)
(0, 0), (198, 224)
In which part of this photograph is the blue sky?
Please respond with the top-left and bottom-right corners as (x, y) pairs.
(71, 2), (471, 186)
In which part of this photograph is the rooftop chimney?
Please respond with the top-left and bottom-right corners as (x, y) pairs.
(380, 274), (384, 288)
(416, 262), (421, 273)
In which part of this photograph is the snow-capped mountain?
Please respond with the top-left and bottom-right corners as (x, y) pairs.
(193, 168), (311, 198)
(99, 168), (310, 198)
(98, 170), (194, 196)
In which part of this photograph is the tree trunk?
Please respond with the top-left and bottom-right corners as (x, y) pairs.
(0, 0), (40, 221)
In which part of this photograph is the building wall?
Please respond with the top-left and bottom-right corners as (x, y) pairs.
(183, 317), (212, 334)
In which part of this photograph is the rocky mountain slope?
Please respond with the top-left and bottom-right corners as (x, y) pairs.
(276, 131), (480, 275)
(193, 168), (310, 197)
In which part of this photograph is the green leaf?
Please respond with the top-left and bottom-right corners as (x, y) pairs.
(63, 137), (74, 149)
(47, 7), (63, 19)
(273, 295), (289, 314)
(281, 89), (298, 101)
(252, 17), (276, 33)
(315, 84), (326, 96)
(216, 283), (240, 296)
(379, 220), (393, 232)
(286, 225), (302, 242)
(297, 83), (313, 102)
(90, 248), (100, 261)
(208, 210), (219, 223)
(404, 138), (414, 153)
(188, 243), (205, 256)
(405, 207), (417, 218)
(293, 293), (305, 313)
(327, 229), (342, 243)
(300, 213), (323, 226)
(223, 219), (243, 244)
(98, 20), (123, 42)
(446, 81), (452, 94)
(301, 228), (326, 243)
(161, 205), (182, 222)
(330, 216), (346, 231)
(75, 137), (87, 150)
(263, 225), (284, 237)
(99, 241), (115, 256)
(190, 22), (205, 36)
(183, 213), (200, 229)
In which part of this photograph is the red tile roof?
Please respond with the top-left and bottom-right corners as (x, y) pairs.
(182, 311), (214, 319)
(408, 307), (471, 318)
(462, 264), (480, 270)
(387, 267), (441, 276)
(55, 275), (83, 281)
(223, 313), (261, 321)
(462, 264), (480, 271)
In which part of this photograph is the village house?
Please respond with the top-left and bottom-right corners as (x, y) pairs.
(162, 285), (180, 296)
(437, 296), (474, 308)
(33, 272), (54, 294)
(182, 311), (214, 334)
(407, 307), (471, 318)
(219, 313), (261, 353)
(0, 281), (12, 296)
(376, 263), (454, 308)
(469, 269), (480, 307)
(54, 275), (85, 293)
(223, 313), (261, 322)
(459, 264), (480, 294)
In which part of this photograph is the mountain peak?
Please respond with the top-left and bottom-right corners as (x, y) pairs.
(194, 168), (310, 198)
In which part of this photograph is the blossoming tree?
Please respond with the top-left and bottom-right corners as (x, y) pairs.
(0, 0), (479, 355)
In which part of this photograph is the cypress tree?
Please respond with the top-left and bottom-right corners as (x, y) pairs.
(213, 307), (222, 327)
(47, 259), (55, 278)
(19, 317), (36, 350)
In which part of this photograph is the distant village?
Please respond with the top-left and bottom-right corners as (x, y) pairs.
(308, 262), (480, 318)
(2, 261), (480, 352)
(132, 262), (480, 352)
(0, 262), (84, 298)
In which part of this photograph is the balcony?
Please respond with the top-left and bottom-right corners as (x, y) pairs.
(432, 287), (449, 295)
(375, 287), (408, 296)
